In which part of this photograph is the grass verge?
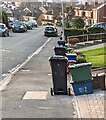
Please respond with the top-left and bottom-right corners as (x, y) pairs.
(82, 47), (106, 68)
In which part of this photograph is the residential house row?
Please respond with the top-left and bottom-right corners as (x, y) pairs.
(1, 2), (62, 26)
(74, 1), (106, 25)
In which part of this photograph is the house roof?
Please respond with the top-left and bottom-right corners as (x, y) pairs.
(85, 2), (105, 11)
(23, 7), (32, 13)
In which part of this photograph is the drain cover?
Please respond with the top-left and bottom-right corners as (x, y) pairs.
(22, 91), (48, 100)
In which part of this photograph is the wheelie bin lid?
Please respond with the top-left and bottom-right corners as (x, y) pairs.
(66, 53), (77, 56)
(49, 55), (68, 61)
(57, 40), (65, 43)
(53, 46), (66, 50)
(66, 47), (73, 50)
(68, 62), (92, 68)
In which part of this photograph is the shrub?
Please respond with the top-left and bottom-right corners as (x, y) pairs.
(68, 38), (79, 45)
(72, 17), (85, 28)
(87, 27), (106, 34)
(74, 51), (86, 63)
(77, 55), (86, 63)
(2, 10), (8, 27)
(64, 28), (87, 40)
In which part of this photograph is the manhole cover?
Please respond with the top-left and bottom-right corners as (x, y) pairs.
(22, 91), (48, 100)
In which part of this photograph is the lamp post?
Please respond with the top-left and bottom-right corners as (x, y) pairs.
(61, 0), (65, 41)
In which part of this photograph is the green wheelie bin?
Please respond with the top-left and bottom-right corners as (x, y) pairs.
(68, 62), (92, 82)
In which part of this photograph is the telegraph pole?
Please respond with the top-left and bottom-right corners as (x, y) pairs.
(61, 0), (65, 41)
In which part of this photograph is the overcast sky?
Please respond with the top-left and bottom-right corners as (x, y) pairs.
(39, 0), (104, 2)
(3, 0), (105, 3)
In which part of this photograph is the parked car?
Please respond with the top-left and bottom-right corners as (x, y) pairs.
(91, 22), (106, 30)
(8, 20), (14, 29)
(29, 20), (37, 28)
(12, 22), (27, 33)
(84, 24), (92, 29)
(0, 23), (9, 37)
(22, 21), (32, 30)
(44, 26), (58, 37)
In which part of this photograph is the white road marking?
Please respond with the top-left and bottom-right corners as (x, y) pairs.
(2, 49), (11, 52)
(0, 37), (52, 91)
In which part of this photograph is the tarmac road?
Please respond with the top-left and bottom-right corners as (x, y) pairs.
(2, 36), (75, 118)
(1, 27), (61, 77)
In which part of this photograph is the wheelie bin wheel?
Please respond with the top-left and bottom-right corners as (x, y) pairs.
(68, 88), (71, 96)
(51, 88), (53, 96)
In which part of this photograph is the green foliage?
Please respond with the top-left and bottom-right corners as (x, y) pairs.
(83, 47), (106, 68)
(87, 27), (106, 34)
(74, 51), (86, 63)
(56, 21), (62, 26)
(72, 17), (85, 28)
(69, 38), (79, 45)
(2, 10), (8, 27)
(64, 28), (87, 38)
(77, 55), (87, 63)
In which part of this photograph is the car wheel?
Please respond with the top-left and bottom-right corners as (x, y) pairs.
(3, 32), (7, 37)
(12, 30), (15, 33)
(7, 32), (9, 36)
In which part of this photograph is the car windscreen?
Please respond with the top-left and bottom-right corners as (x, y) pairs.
(45, 27), (54, 31)
(14, 23), (22, 26)
(0, 25), (4, 29)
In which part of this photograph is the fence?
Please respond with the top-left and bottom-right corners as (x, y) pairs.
(67, 33), (106, 42)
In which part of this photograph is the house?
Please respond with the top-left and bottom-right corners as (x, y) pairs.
(84, 3), (94, 25)
(92, 1), (106, 23)
(37, 6), (54, 25)
(6, 8), (14, 20)
(74, 3), (85, 17)
(84, 1), (106, 24)
(42, 13), (54, 25)
(74, 1), (106, 25)
(22, 7), (36, 21)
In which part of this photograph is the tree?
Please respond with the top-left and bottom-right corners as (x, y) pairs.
(72, 17), (85, 28)
(65, 6), (75, 28)
(2, 10), (8, 27)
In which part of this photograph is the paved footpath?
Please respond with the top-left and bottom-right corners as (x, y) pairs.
(1, 37), (105, 119)
(72, 90), (105, 119)
(1, 37), (74, 118)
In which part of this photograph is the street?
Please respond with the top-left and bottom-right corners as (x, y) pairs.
(1, 26), (61, 76)
(2, 34), (74, 118)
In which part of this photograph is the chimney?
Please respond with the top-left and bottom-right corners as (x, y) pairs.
(94, 0), (98, 7)
(85, 2), (89, 6)
(52, 9), (54, 14)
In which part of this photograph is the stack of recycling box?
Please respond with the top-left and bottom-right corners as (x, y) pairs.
(56, 40), (93, 96)
(68, 63), (93, 96)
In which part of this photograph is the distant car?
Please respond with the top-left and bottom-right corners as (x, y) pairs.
(22, 21), (32, 30)
(12, 22), (27, 33)
(84, 24), (92, 29)
(29, 20), (37, 28)
(0, 23), (9, 37)
(91, 22), (106, 30)
(44, 26), (58, 37)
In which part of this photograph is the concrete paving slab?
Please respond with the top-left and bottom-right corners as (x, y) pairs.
(22, 91), (48, 100)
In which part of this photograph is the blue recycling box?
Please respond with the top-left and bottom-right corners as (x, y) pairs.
(71, 80), (93, 96)
(66, 53), (77, 63)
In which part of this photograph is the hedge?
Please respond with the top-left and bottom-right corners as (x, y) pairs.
(64, 28), (87, 41)
(64, 27), (106, 42)
(64, 28), (87, 36)
(87, 27), (106, 34)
